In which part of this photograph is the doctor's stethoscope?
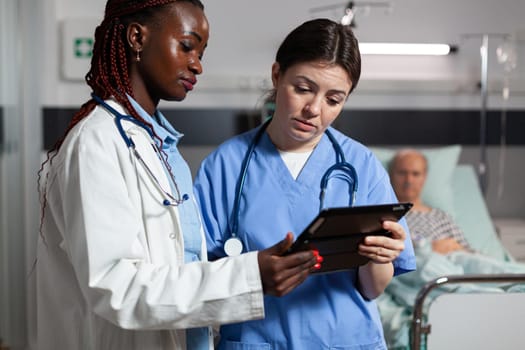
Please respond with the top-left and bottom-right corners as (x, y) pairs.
(92, 94), (189, 207)
(224, 118), (359, 256)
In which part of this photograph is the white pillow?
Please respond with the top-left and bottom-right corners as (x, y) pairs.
(370, 145), (462, 216)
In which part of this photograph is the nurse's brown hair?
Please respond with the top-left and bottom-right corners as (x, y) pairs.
(266, 18), (361, 104)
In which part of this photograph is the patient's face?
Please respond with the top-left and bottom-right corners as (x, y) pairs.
(390, 153), (427, 202)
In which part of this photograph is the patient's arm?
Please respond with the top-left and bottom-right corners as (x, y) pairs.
(432, 237), (466, 255)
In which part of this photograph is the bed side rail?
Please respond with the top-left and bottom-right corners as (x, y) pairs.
(410, 273), (525, 350)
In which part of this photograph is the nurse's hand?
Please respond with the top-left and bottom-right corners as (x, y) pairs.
(357, 220), (406, 300)
(257, 232), (318, 297)
(358, 220), (406, 264)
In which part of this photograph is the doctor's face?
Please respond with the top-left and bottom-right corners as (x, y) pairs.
(268, 61), (352, 152)
(134, 2), (209, 109)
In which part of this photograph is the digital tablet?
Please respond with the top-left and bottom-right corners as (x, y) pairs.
(286, 202), (413, 274)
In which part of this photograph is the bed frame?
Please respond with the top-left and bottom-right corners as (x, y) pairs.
(411, 273), (525, 349)
(408, 164), (525, 349)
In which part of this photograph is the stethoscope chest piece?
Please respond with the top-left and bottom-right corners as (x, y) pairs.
(224, 237), (243, 256)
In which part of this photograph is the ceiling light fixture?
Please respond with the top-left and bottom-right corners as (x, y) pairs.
(359, 43), (457, 56)
(341, 3), (356, 26)
(309, 1), (391, 28)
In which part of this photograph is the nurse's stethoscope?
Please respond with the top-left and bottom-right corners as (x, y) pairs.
(224, 118), (358, 256)
(92, 94), (189, 207)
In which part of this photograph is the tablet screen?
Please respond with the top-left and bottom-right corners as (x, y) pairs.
(286, 202), (413, 273)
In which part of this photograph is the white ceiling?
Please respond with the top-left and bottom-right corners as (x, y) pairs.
(200, 0), (525, 93)
(58, 0), (525, 107)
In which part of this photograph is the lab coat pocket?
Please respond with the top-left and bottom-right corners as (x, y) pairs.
(222, 340), (271, 350)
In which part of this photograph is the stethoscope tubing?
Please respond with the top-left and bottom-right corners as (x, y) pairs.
(91, 94), (188, 206)
(92, 94), (154, 147)
(229, 121), (270, 239)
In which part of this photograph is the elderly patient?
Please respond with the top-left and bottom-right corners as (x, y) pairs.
(388, 149), (472, 254)
(378, 148), (525, 349)
(387, 148), (525, 272)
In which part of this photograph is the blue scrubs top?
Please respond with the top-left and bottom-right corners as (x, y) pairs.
(194, 125), (416, 350)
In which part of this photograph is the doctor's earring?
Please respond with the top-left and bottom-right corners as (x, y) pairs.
(136, 48), (142, 62)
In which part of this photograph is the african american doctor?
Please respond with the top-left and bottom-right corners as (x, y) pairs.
(33, 1), (317, 349)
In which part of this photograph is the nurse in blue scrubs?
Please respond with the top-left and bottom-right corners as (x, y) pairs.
(194, 18), (416, 350)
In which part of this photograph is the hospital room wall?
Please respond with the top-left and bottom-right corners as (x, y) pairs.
(37, 0), (525, 220)
(0, 1), (524, 348)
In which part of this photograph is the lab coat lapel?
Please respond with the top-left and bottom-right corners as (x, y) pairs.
(122, 121), (186, 265)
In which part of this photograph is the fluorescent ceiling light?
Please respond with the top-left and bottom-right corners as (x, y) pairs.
(359, 43), (454, 56)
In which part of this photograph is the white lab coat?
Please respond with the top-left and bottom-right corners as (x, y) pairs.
(33, 99), (264, 350)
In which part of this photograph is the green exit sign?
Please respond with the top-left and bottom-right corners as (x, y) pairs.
(74, 37), (93, 58)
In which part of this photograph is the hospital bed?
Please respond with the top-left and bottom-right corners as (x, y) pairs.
(411, 273), (525, 350)
(370, 145), (525, 350)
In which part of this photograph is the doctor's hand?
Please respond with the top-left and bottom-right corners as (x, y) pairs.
(257, 232), (318, 297)
(358, 220), (406, 264)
